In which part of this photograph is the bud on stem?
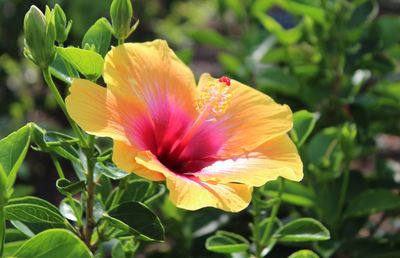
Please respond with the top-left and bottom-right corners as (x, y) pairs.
(110, 0), (137, 40)
(24, 5), (56, 69)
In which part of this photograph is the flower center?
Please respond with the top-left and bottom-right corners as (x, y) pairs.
(166, 76), (232, 169)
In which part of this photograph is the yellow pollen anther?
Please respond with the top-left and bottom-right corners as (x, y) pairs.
(196, 79), (232, 116)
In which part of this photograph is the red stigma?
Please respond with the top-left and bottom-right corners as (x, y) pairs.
(218, 76), (231, 86)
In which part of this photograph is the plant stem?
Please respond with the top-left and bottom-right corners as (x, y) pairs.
(42, 68), (87, 147)
(252, 190), (263, 258)
(50, 154), (83, 227)
(118, 38), (124, 45)
(261, 178), (284, 246)
(84, 135), (96, 248)
(336, 169), (350, 223)
(0, 206), (5, 257)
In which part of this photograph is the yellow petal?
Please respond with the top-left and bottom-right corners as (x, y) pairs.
(195, 135), (303, 187)
(112, 141), (165, 181)
(166, 176), (252, 212)
(65, 79), (145, 143)
(134, 151), (253, 212)
(104, 40), (197, 116)
(198, 73), (293, 157)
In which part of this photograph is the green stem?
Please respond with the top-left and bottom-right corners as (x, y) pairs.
(50, 154), (83, 227)
(118, 38), (125, 45)
(336, 169), (350, 223)
(252, 191), (263, 258)
(42, 68), (87, 146)
(0, 206), (5, 257)
(261, 178), (284, 246)
(84, 135), (96, 248)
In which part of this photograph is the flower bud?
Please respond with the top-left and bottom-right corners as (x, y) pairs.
(23, 5), (56, 69)
(53, 4), (72, 44)
(110, 0), (133, 40)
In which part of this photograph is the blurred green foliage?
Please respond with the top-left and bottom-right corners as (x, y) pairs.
(0, 0), (400, 257)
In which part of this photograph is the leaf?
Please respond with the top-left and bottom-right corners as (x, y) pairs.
(0, 124), (31, 187)
(205, 230), (249, 254)
(82, 18), (112, 57)
(56, 46), (104, 80)
(0, 165), (8, 207)
(256, 218), (282, 245)
(118, 179), (157, 204)
(5, 199), (67, 226)
(256, 67), (300, 96)
(288, 250), (320, 258)
(59, 199), (82, 222)
(44, 131), (78, 146)
(3, 240), (26, 257)
(94, 162), (128, 180)
(111, 241), (125, 258)
(49, 54), (79, 84)
(345, 189), (400, 217)
(256, 13), (303, 45)
(12, 229), (93, 258)
(8, 197), (60, 215)
(56, 179), (86, 196)
(273, 218), (330, 242)
(188, 29), (227, 48)
(292, 110), (318, 147)
(262, 180), (315, 207)
(104, 201), (164, 241)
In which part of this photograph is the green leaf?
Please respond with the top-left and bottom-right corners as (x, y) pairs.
(59, 198), (82, 222)
(30, 124), (81, 164)
(5, 199), (67, 226)
(104, 201), (164, 242)
(12, 229), (93, 258)
(256, 218), (282, 245)
(95, 162), (128, 180)
(188, 29), (227, 48)
(56, 179), (86, 196)
(3, 240), (26, 257)
(256, 67), (300, 96)
(0, 166), (8, 207)
(118, 179), (157, 203)
(56, 46), (104, 80)
(256, 13), (303, 45)
(292, 110), (318, 147)
(49, 54), (79, 84)
(263, 181), (315, 207)
(8, 197), (60, 215)
(273, 218), (330, 242)
(111, 241), (125, 258)
(82, 18), (112, 57)
(44, 131), (78, 146)
(205, 230), (249, 254)
(218, 52), (244, 76)
(288, 249), (320, 258)
(0, 124), (32, 187)
(345, 189), (400, 217)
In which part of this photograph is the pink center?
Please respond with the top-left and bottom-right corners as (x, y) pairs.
(130, 100), (225, 174)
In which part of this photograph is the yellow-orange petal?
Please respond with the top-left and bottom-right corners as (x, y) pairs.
(198, 73), (293, 157)
(65, 79), (145, 143)
(134, 151), (253, 212)
(112, 141), (165, 181)
(104, 40), (197, 117)
(195, 135), (303, 187)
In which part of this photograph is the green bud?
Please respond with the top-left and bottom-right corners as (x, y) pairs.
(24, 5), (56, 69)
(54, 4), (72, 44)
(110, 0), (133, 40)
